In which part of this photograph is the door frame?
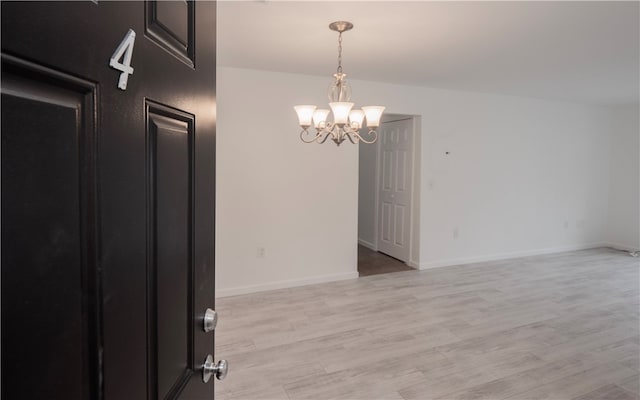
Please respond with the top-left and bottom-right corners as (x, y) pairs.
(357, 113), (421, 268)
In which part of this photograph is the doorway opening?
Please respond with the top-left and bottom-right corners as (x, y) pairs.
(357, 113), (420, 277)
(358, 245), (414, 277)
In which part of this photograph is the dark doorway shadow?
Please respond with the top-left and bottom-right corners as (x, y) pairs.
(357, 245), (413, 277)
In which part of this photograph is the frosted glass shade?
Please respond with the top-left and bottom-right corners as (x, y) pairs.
(294, 105), (317, 128)
(349, 109), (365, 130)
(313, 109), (330, 129)
(362, 106), (385, 128)
(329, 102), (354, 125)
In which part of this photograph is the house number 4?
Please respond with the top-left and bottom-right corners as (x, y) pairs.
(109, 29), (136, 90)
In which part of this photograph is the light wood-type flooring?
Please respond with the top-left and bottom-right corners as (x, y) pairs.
(214, 248), (640, 400)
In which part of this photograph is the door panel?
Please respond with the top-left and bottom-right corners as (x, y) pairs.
(382, 202), (392, 242)
(382, 150), (393, 190)
(145, 0), (195, 67)
(396, 150), (408, 192)
(147, 102), (196, 399)
(1, 55), (100, 400)
(394, 205), (406, 246)
(378, 118), (413, 262)
(1, 2), (217, 399)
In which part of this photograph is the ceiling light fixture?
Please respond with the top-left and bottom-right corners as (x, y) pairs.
(294, 21), (385, 146)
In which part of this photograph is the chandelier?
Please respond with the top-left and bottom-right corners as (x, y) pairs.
(294, 21), (385, 146)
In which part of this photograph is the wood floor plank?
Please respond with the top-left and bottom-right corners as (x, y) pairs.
(221, 360), (322, 399)
(617, 374), (640, 396)
(399, 368), (499, 400)
(572, 384), (639, 400)
(505, 362), (637, 399)
(214, 248), (640, 400)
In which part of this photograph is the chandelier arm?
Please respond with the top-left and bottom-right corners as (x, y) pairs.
(352, 129), (378, 145)
(321, 123), (341, 144)
(300, 129), (322, 143)
(317, 130), (333, 144)
(344, 130), (358, 144)
(341, 125), (360, 144)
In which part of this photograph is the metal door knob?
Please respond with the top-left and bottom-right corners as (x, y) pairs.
(202, 354), (228, 382)
(203, 308), (217, 332)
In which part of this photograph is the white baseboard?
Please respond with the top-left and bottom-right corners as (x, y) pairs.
(216, 271), (359, 298)
(603, 242), (640, 253)
(358, 238), (377, 251)
(417, 242), (607, 270)
(216, 243), (623, 297)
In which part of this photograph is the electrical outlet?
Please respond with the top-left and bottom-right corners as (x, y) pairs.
(564, 220), (569, 229)
(453, 228), (459, 239)
(257, 247), (266, 258)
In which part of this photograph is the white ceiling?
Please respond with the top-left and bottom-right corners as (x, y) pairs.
(218, 1), (639, 105)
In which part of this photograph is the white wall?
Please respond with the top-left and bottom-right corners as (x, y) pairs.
(417, 91), (612, 268)
(217, 66), (613, 295)
(216, 68), (359, 296)
(607, 104), (640, 251)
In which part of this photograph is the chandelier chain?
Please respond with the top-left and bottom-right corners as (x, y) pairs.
(337, 31), (343, 74)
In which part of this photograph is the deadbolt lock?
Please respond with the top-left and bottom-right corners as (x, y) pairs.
(203, 308), (217, 333)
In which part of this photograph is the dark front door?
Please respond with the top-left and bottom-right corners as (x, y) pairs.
(1, 1), (217, 399)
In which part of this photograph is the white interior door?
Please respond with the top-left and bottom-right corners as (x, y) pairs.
(377, 118), (413, 262)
